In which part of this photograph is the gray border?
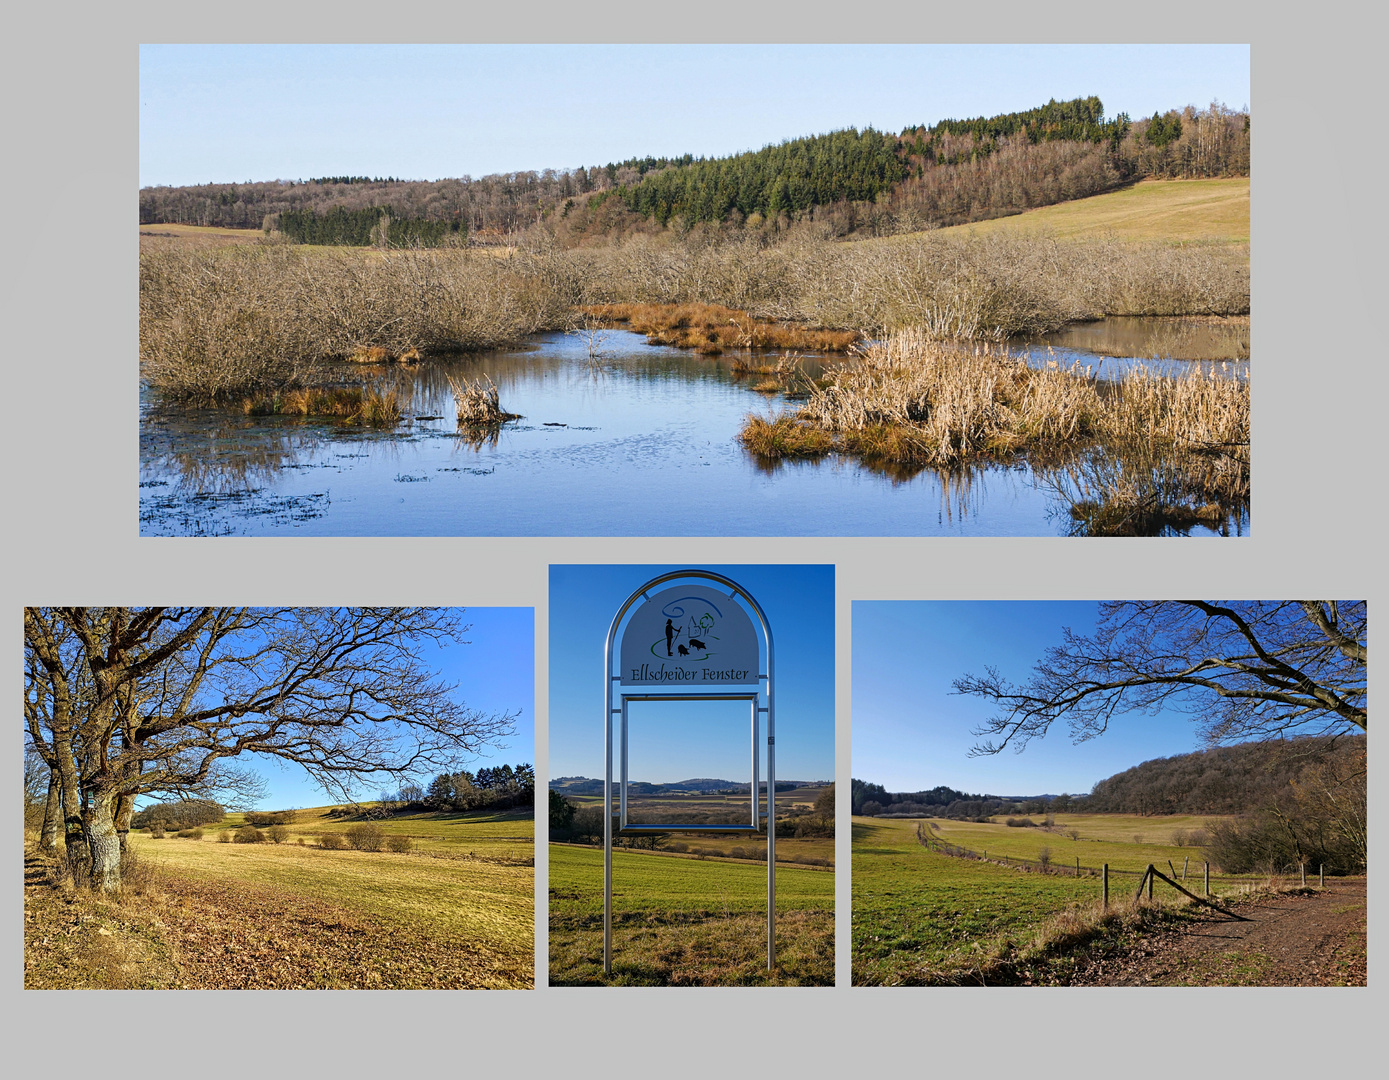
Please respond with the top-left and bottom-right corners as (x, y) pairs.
(4, 9), (1380, 1079)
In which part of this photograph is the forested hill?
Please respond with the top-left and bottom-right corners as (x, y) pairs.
(854, 736), (1366, 820)
(1084, 737), (1365, 815)
(139, 97), (1249, 242)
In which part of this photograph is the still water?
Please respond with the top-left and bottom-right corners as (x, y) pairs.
(139, 322), (1248, 537)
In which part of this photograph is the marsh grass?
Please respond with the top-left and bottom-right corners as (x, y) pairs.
(585, 302), (859, 354)
(446, 374), (521, 427)
(141, 230), (1248, 409)
(742, 330), (1249, 531)
(240, 384), (401, 425)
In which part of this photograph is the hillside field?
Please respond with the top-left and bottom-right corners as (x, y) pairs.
(24, 804), (534, 990)
(549, 842), (833, 986)
(933, 177), (1249, 244)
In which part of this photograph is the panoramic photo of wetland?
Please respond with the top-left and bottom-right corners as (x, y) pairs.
(139, 69), (1250, 537)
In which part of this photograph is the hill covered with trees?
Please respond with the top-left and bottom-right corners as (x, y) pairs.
(139, 97), (1249, 245)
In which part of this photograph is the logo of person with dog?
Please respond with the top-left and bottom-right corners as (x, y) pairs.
(656, 598), (719, 660)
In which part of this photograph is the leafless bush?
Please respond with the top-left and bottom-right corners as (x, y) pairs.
(319, 832), (347, 850)
(1171, 829), (1189, 847)
(217, 830), (232, 843)
(233, 825), (263, 843)
(267, 825), (289, 844)
(118, 846), (161, 897)
(176, 828), (203, 840)
(1037, 847), (1052, 868)
(384, 834), (414, 853)
(345, 822), (385, 852)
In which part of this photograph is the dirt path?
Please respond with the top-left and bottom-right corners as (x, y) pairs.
(1071, 879), (1367, 986)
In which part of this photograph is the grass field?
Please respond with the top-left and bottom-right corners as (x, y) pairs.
(934, 178), (1250, 245)
(549, 842), (833, 986)
(921, 811), (1221, 874)
(852, 814), (1264, 986)
(25, 804), (534, 989)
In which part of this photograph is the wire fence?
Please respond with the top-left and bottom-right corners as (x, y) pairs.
(913, 822), (1256, 888)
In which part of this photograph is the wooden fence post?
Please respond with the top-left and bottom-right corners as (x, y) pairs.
(1320, 864), (1325, 888)
(1183, 856), (1189, 881)
(1076, 856), (1080, 877)
(1204, 861), (1210, 896)
(1301, 863), (1306, 887)
(1148, 864), (1154, 901)
(1102, 863), (1109, 910)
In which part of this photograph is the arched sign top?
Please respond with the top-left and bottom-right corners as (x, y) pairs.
(619, 583), (760, 686)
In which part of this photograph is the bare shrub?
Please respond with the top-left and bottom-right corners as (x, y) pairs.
(384, 834), (414, 854)
(176, 828), (203, 840)
(149, 824), (166, 839)
(345, 823), (385, 852)
(1037, 847), (1052, 868)
(319, 832), (347, 850)
(233, 825), (263, 844)
(118, 847), (161, 897)
(217, 829), (232, 843)
(1005, 817), (1036, 828)
(1171, 829), (1189, 847)
(1066, 828), (1081, 842)
(267, 825), (289, 844)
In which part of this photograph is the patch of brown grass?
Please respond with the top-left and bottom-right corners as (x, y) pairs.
(585, 302), (859, 354)
(240, 384), (401, 425)
(549, 908), (833, 987)
(446, 374), (522, 427)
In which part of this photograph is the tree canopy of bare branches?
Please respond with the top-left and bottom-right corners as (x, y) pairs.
(24, 607), (519, 891)
(957, 601), (1366, 757)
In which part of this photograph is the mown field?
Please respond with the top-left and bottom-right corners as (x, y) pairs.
(933, 177), (1249, 244)
(549, 842), (833, 986)
(922, 811), (1223, 874)
(852, 814), (1262, 986)
(24, 805), (534, 990)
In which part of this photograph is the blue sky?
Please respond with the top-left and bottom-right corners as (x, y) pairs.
(223, 607), (534, 810)
(852, 601), (1214, 798)
(549, 565), (834, 784)
(139, 44), (1250, 187)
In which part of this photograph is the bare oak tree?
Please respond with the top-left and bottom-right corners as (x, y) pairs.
(957, 601), (1366, 756)
(24, 607), (518, 892)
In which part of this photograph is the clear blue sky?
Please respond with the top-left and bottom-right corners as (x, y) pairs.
(852, 601), (1212, 798)
(139, 45), (1250, 188)
(549, 565), (834, 784)
(216, 607), (534, 811)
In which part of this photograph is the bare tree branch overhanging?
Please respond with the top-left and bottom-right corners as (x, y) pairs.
(955, 601), (1366, 757)
(24, 606), (521, 892)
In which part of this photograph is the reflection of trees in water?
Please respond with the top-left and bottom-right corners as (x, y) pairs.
(1033, 317), (1250, 362)
(1038, 443), (1249, 537)
(144, 425), (323, 494)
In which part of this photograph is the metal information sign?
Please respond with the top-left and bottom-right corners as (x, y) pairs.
(604, 570), (776, 973)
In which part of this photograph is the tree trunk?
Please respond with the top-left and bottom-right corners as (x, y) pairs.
(38, 771), (62, 854)
(82, 794), (123, 893)
(115, 792), (135, 856)
(52, 729), (89, 882)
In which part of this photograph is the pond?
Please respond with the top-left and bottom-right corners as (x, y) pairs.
(139, 320), (1249, 537)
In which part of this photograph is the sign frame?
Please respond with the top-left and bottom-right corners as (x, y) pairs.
(618, 692), (760, 832)
(603, 569), (776, 974)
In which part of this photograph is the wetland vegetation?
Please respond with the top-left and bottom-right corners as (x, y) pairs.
(139, 96), (1250, 536)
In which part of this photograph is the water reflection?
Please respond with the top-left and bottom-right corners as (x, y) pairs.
(140, 325), (1248, 537)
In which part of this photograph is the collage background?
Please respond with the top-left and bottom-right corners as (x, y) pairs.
(4, 7), (1381, 1077)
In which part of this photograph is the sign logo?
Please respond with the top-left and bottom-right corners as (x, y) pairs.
(619, 584), (759, 685)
